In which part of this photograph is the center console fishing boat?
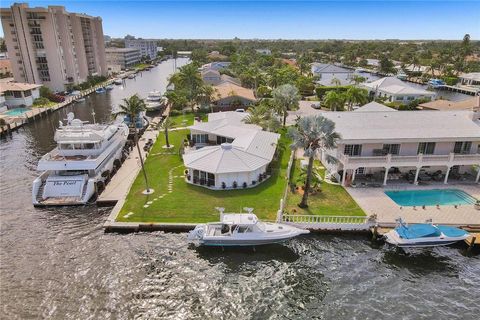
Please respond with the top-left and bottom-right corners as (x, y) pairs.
(384, 218), (469, 248)
(32, 113), (129, 206)
(188, 208), (309, 246)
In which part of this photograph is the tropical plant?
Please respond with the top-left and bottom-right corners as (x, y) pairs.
(323, 90), (345, 111)
(159, 117), (174, 148)
(168, 63), (204, 112)
(330, 78), (341, 86)
(243, 100), (281, 132)
(350, 74), (366, 85)
(288, 115), (340, 208)
(272, 84), (300, 126)
(296, 165), (323, 190)
(379, 56), (396, 75)
(164, 90), (188, 111)
(113, 94), (150, 192)
(344, 86), (368, 111)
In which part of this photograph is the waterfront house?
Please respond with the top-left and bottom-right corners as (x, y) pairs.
(311, 63), (353, 86)
(212, 82), (256, 111)
(459, 73), (480, 87)
(201, 69), (241, 86)
(200, 62), (231, 72)
(362, 77), (435, 104)
(201, 69), (222, 85)
(255, 49), (271, 55)
(0, 82), (41, 108)
(319, 109), (480, 186)
(183, 111), (280, 190)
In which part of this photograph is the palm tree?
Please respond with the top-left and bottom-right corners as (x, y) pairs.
(297, 165), (323, 191)
(330, 77), (341, 86)
(243, 101), (281, 132)
(288, 115), (340, 208)
(159, 117), (174, 148)
(323, 90), (345, 111)
(344, 86), (368, 111)
(169, 63), (204, 112)
(113, 94), (150, 192)
(272, 84), (300, 127)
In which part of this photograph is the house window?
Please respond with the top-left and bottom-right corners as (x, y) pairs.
(453, 141), (472, 154)
(355, 167), (365, 175)
(207, 173), (215, 186)
(417, 142), (435, 155)
(216, 136), (233, 144)
(382, 144), (400, 155)
(395, 96), (404, 101)
(24, 90), (32, 97)
(192, 134), (208, 144)
(344, 144), (362, 156)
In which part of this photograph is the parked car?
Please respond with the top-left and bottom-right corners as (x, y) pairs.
(311, 102), (321, 109)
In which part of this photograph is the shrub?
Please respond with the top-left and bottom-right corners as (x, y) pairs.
(242, 182), (247, 189)
(315, 85), (350, 100)
(33, 97), (50, 106)
(221, 182), (226, 189)
(232, 181), (237, 189)
(258, 174), (263, 182)
(251, 180), (256, 185)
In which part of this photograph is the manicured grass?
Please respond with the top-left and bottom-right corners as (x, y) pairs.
(117, 129), (292, 223)
(168, 112), (207, 128)
(285, 159), (365, 216)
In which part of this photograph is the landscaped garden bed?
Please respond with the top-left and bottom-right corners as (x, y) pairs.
(285, 159), (365, 216)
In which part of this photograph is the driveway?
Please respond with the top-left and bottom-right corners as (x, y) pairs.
(286, 100), (326, 125)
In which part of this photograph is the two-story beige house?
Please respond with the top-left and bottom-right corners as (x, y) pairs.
(319, 106), (480, 186)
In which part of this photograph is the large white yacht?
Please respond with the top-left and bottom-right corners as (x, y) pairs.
(32, 113), (129, 206)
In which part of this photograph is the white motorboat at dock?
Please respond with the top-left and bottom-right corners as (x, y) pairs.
(32, 113), (129, 206)
(188, 208), (309, 246)
(384, 218), (470, 248)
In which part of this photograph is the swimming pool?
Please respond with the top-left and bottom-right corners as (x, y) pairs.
(4, 108), (30, 116)
(385, 189), (477, 206)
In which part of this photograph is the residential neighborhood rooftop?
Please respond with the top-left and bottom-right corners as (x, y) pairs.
(354, 101), (396, 112)
(213, 82), (256, 101)
(322, 110), (480, 142)
(0, 82), (42, 93)
(362, 77), (435, 96)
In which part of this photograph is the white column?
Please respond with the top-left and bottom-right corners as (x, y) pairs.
(383, 167), (389, 186)
(476, 169), (480, 183)
(414, 167), (421, 185)
(352, 169), (356, 184)
(341, 169), (347, 186)
(444, 166), (451, 184)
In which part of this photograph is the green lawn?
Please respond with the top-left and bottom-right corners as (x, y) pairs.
(285, 159), (365, 216)
(168, 112), (208, 128)
(117, 129), (292, 223)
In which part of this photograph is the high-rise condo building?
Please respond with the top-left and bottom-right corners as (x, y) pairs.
(0, 3), (107, 91)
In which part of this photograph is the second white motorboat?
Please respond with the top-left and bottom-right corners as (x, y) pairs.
(188, 208), (309, 246)
(146, 90), (162, 102)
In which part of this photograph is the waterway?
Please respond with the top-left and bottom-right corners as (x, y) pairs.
(1, 58), (479, 319)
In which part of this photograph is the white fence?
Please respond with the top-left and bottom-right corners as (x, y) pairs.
(282, 214), (374, 231)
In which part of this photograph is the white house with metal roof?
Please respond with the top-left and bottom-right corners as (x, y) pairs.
(319, 109), (480, 186)
(183, 112), (280, 190)
(362, 77), (435, 104)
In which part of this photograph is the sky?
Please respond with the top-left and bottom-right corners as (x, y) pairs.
(1, 1), (479, 40)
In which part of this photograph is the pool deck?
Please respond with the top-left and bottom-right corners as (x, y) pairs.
(347, 183), (480, 227)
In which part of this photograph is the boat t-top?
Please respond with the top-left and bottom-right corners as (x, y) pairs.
(384, 218), (469, 248)
(32, 113), (129, 206)
(188, 208), (309, 246)
(146, 90), (162, 102)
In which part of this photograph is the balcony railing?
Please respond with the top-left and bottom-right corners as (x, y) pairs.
(340, 153), (480, 168)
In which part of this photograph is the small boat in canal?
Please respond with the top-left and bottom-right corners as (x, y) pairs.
(427, 78), (445, 88)
(188, 209), (309, 247)
(146, 90), (162, 101)
(113, 78), (123, 85)
(384, 218), (469, 248)
(128, 74), (135, 79)
(105, 84), (114, 91)
(95, 87), (106, 94)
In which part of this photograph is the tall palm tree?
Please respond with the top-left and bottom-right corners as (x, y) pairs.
(272, 84), (300, 127)
(169, 63), (204, 113)
(243, 101), (281, 132)
(323, 90), (345, 111)
(344, 86), (368, 111)
(159, 117), (174, 148)
(288, 115), (340, 208)
(113, 94), (150, 192)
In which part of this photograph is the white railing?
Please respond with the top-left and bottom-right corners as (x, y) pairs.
(342, 152), (480, 168)
(282, 214), (374, 231)
(282, 215), (370, 224)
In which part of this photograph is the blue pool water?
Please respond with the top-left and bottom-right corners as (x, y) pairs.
(4, 108), (30, 116)
(385, 189), (477, 206)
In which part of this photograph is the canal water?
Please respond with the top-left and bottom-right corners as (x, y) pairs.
(1, 58), (479, 319)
